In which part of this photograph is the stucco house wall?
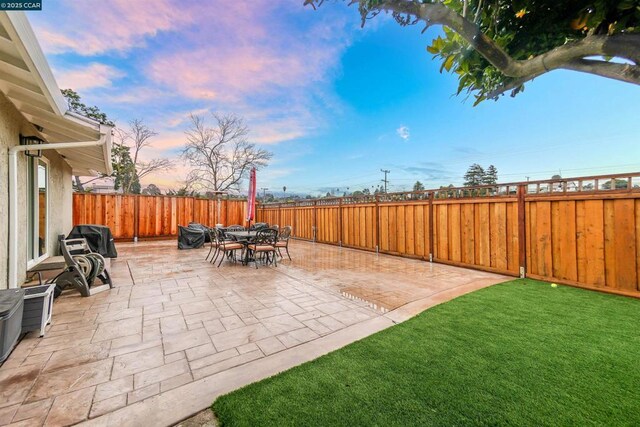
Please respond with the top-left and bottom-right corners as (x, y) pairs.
(0, 91), (73, 290)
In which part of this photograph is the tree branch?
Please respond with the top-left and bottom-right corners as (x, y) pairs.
(562, 59), (640, 85)
(342, 0), (640, 86)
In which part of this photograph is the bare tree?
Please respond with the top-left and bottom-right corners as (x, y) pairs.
(116, 119), (174, 193)
(182, 113), (273, 193)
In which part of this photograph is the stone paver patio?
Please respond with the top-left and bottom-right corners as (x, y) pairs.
(0, 240), (508, 426)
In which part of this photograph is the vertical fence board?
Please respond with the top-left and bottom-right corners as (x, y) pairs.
(636, 199), (640, 292)
(477, 203), (490, 267)
(461, 203), (474, 265)
(494, 203), (508, 271)
(415, 205), (424, 257)
(610, 199), (637, 291)
(380, 206), (389, 251)
(507, 202), (519, 274)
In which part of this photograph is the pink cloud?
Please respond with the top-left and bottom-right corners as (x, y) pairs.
(31, 0), (193, 55)
(55, 63), (124, 91)
(143, 2), (353, 144)
(31, 0), (358, 149)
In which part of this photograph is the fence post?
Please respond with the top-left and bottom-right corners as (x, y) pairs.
(133, 195), (140, 242)
(375, 195), (380, 254)
(428, 192), (434, 262)
(293, 203), (298, 239)
(312, 201), (317, 243)
(338, 198), (343, 247)
(225, 197), (229, 226)
(517, 184), (527, 278)
(278, 203), (282, 228)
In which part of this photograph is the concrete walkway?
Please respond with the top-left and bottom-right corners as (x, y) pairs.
(0, 240), (509, 426)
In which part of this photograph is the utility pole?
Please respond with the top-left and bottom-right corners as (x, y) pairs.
(380, 169), (390, 193)
(260, 187), (268, 200)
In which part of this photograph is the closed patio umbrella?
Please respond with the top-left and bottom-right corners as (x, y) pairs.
(246, 167), (257, 228)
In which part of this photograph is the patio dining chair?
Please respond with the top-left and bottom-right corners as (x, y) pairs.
(213, 228), (244, 267)
(276, 225), (292, 260)
(246, 228), (279, 269)
(206, 228), (220, 262)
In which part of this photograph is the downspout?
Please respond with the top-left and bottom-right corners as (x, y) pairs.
(8, 137), (107, 289)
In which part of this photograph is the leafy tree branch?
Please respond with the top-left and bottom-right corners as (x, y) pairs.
(306, 0), (640, 104)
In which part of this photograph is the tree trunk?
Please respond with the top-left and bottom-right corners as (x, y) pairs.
(74, 175), (84, 191)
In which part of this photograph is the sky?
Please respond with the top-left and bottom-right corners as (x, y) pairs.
(27, 0), (640, 196)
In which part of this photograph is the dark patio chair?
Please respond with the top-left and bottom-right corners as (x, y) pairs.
(275, 225), (292, 260)
(247, 228), (278, 269)
(214, 228), (244, 267)
(205, 228), (220, 262)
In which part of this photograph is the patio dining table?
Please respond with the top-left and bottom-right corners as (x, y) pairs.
(225, 230), (258, 242)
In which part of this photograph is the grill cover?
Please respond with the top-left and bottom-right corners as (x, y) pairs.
(67, 225), (118, 258)
(188, 223), (212, 243)
(178, 225), (205, 249)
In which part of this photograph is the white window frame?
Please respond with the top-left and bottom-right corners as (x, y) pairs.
(26, 156), (49, 268)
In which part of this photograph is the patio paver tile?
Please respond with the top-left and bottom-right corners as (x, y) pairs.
(316, 315), (346, 331)
(164, 351), (186, 364)
(11, 398), (52, 424)
(162, 329), (212, 355)
(94, 376), (134, 402)
(220, 315), (245, 331)
(189, 348), (239, 371)
(89, 394), (127, 419)
(160, 372), (193, 393)
(127, 383), (160, 404)
(277, 328), (320, 348)
(92, 317), (142, 343)
(261, 314), (304, 335)
(160, 315), (188, 334)
(209, 324), (272, 352)
(96, 308), (142, 323)
(134, 359), (190, 389)
(237, 343), (260, 354)
(191, 350), (263, 381)
(26, 359), (112, 402)
(252, 306), (286, 319)
(111, 346), (164, 380)
(302, 319), (333, 336)
(256, 337), (286, 356)
(180, 300), (216, 316)
(185, 343), (217, 361)
(43, 386), (95, 426)
(201, 318), (225, 335)
(43, 341), (110, 372)
(0, 404), (19, 425)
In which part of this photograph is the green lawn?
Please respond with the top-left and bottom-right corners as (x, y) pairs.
(213, 279), (640, 426)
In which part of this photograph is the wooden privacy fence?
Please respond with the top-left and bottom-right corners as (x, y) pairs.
(72, 194), (247, 240)
(257, 172), (640, 298)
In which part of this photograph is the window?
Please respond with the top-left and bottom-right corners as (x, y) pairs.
(27, 157), (48, 266)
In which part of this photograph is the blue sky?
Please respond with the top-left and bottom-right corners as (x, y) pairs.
(28, 0), (640, 195)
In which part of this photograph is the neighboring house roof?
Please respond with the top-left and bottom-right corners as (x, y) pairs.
(0, 12), (112, 175)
